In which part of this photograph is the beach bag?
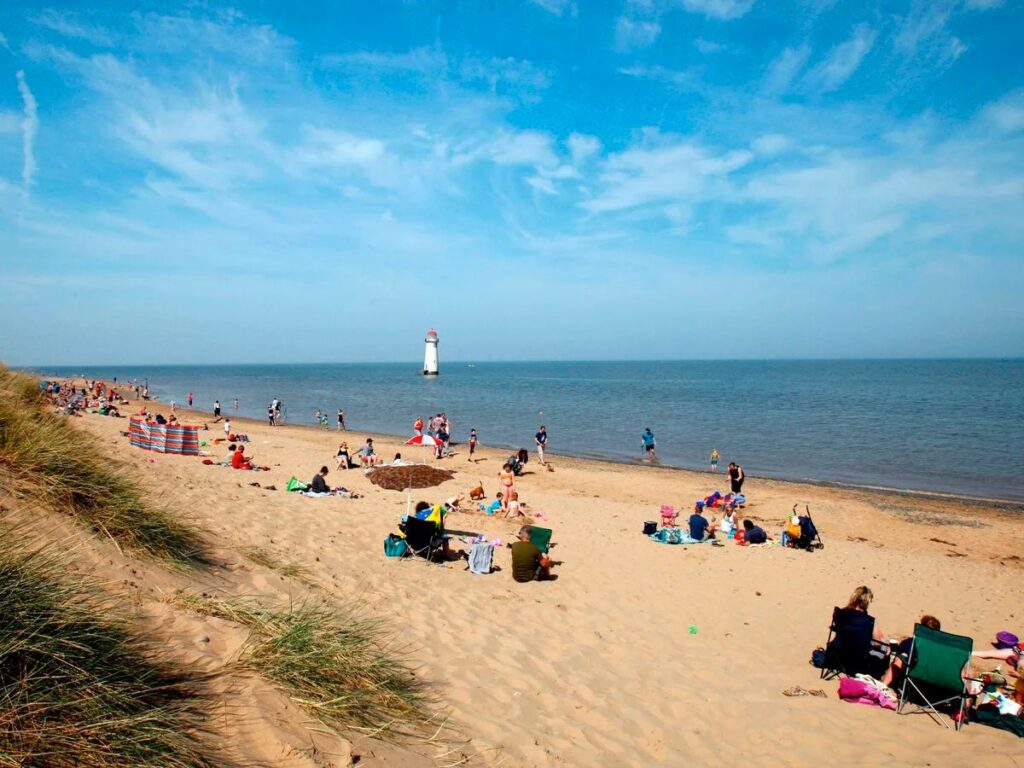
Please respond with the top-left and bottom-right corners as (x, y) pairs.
(811, 647), (827, 669)
(652, 527), (684, 545)
(643, 521), (658, 535)
(384, 534), (408, 558)
(286, 476), (309, 493)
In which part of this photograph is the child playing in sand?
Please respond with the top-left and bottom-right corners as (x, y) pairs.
(505, 491), (523, 519)
(479, 492), (503, 515)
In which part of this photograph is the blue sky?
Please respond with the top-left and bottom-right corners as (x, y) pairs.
(0, 0), (1022, 365)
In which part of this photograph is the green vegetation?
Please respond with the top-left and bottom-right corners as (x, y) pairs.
(0, 366), (205, 565)
(244, 546), (307, 580)
(0, 525), (213, 768)
(171, 592), (425, 735)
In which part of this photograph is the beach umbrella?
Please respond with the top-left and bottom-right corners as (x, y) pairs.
(368, 463), (455, 517)
(404, 434), (442, 447)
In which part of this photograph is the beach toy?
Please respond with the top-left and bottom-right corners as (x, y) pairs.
(996, 631), (1019, 649)
(689, 625), (698, 635)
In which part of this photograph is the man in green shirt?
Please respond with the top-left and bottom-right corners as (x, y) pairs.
(510, 525), (553, 582)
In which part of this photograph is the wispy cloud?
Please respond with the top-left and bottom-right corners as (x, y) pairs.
(567, 132), (602, 164)
(680, 0), (756, 20)
(763, 45), (810, 95)
(614, 16), (662, 51)
(15, 71), (38, 189)
(32, 9), (115, 46)
(805, 24), (875, 93)
(695, 38), (724, 53)
(528, 0), (578, 16)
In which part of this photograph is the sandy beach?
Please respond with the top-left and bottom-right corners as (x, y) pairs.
(63, 399), (1024, 767)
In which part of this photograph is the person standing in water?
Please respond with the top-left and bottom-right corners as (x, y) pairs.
(710, 448), (719, 472)
(337, 408), (346, 431)
(213, 400), (222, 422)
(187, 392), (193, 407)
(233, 397), (239, 413)
(641, 428), (657, 462)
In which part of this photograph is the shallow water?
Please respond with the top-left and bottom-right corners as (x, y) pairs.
(39, 359), (1024, 500)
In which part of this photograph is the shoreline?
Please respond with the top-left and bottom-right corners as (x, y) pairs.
(122, 393), (1024, 511)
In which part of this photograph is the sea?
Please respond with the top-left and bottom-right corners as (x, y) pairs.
(36, 360), (1024, 502)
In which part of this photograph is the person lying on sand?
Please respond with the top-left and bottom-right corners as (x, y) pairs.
(479, 492), (503, 515)
(511, 526), (552, 583)
(740, 519), (768, 545)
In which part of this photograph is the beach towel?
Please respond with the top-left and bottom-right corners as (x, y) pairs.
(468, 541), (494, 574)
(838, 675), (897, 710)
(650, 528), (704, 545)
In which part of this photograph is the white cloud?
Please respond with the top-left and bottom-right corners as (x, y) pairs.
(452, 129), (558, 169)
(695, 38), (724, 54)
(0, 31), (8, 49)
(618, 64), (695, 86)
(32, 10), (114, 46)
(763, 45), (810, 95)
(581, 131), (752, 213)
(529, 0), (577, 16)
(751, 133), (792, 155)
(805, 24), (875, 93)
(615, 16), (662, 51)
(680, 0), (756, 21)
(527, 175), (557, 194)
(983, 91), (1024, 133)
(15, 71), (38, 189)
(567, 132), (602, 164)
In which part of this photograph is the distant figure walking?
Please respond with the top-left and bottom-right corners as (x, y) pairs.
(187, 392), (193, 407)
(337, 408), (346, 431)
(535, 425), (548, 466)
(223, 418), (232, 438)
(267, 404), (276, 426)
(727, 461), (745, 494)
(468, 428), (478, 462)
(641, 428), (657, 462)
(213, 400), (222, 422)
(413, 416), (424, 436)
(710, 448), (719, 472)
(233, 397), (239, 413)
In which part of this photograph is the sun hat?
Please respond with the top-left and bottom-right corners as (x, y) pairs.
(995, 631), (1019, 649)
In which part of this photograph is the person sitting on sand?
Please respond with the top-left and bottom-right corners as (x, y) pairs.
(336, 442), (355, 469)
(511, 526), (552, 583)
(740, 519), (768, 545)
(881, 614), (942, 688)
(310, 466), (330, 494)
(715, 505), (739, 537)
(231, 445), (253, 470)
(392, 452), (406, 465)
(505, 490), (524, 519)
(689, 502), (712, 541)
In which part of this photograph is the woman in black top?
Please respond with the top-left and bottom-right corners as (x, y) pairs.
(728, 462), (744, 493)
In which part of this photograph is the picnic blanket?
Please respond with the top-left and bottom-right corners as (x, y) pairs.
(128, 417), (199, 455)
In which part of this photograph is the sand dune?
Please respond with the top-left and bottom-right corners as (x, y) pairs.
(75, 404), (1024, 766)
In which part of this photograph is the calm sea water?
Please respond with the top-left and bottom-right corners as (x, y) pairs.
(38, 360), (1024, 501)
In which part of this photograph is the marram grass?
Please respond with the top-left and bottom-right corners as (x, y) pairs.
(0, 526), (214, 768)
(171, 592), (425, 736)
(0, 366), (205, 565)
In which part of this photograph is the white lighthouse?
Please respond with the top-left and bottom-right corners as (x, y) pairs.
(423, 328), (439, 376)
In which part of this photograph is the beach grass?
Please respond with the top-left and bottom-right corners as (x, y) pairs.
(0, 523), (213, 768)
(170, 591), (425, 736)
(244, 546), (307, 580)
(0, 366), (205, 565)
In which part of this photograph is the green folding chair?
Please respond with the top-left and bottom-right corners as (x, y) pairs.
(529, 526), (553, 554)
(897, 623), (976, 731)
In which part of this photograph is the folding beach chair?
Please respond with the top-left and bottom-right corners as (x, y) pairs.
(403, 516), (446, 563)
(897, 624), (976, 731)
(529, 526), (553, 554)
(820, 607), (889, 680)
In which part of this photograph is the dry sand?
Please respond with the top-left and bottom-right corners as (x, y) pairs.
(71, 400), (1024, 767)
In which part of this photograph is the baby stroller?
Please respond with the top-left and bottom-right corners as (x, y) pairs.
(507, 448), (529, 476)
(790, 504), (824, 551)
